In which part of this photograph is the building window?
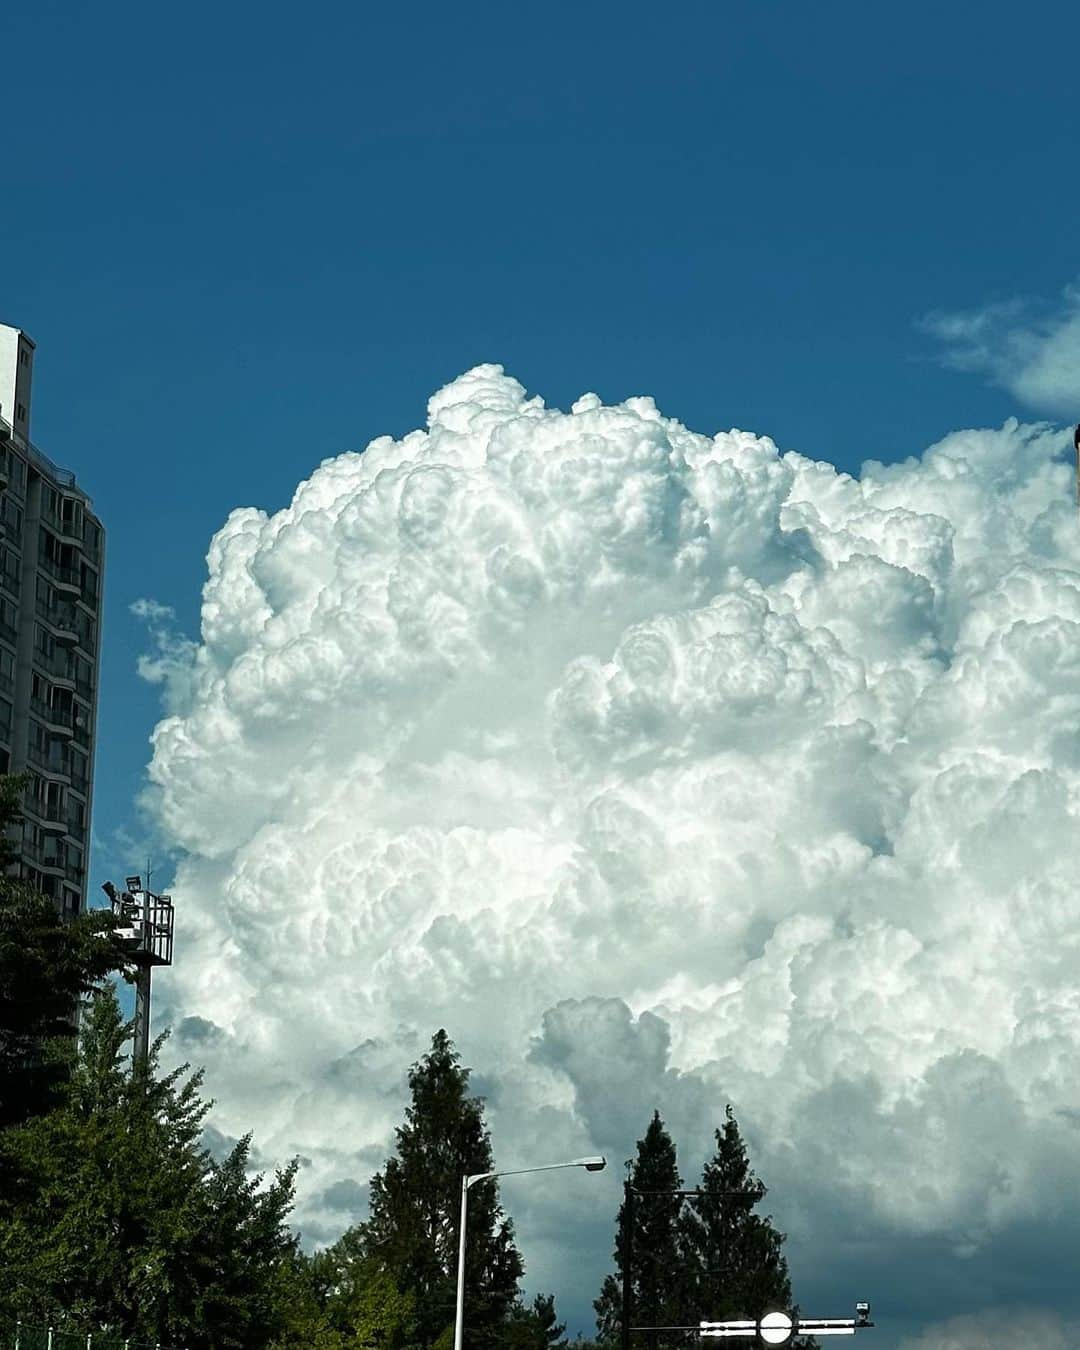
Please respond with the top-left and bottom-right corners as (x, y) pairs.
(60, 497), (83, 535)
(15, 403), (25, 422)
(74, 654), (93, 695)
(80, 563), (98, 604)
(1, 547), (19, 593)
(0, 597), (17, 644)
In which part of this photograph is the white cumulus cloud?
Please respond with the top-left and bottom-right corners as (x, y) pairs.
(142, 366), (1080, 1339)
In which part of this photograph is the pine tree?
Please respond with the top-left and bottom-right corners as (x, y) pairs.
(0, 984), (298, 1348)
(504, 1292), (567, 1350)
(0, 773), (126, 1129)
(594, 1112), (687, 1350)
(358, 1029), (524, 1349)
(679, 1107), (795, 1328)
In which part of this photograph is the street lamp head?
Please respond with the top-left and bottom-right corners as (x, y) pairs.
(576, 1156), (607, 1172)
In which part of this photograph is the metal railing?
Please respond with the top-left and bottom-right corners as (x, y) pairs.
(37, 554), (80, 593)
(0, 406), (81, 493)
(3, 1318), (186, 1349)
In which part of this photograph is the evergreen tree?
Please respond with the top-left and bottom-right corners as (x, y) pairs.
(503, 1293), (567, 1350)
(679, 1107), (795, 1328)
(0, 773), (126, 1129)
(0, 985), (298, 1348)
(358, 1029), (524, 1349)
(594, 1112), (687, 1350)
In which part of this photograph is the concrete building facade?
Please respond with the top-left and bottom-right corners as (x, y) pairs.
(0, 324), (104, 917)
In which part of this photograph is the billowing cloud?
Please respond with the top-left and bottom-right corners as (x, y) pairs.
(143, 367), (1080, 1341)
(923, 283), (1080, 416)
(897, 1309), (1080, 1350)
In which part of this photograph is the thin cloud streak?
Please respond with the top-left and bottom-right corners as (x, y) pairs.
(922, 283), (1080, 416)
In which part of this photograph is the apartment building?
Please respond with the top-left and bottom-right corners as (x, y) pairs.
(0, 324), (104, 917)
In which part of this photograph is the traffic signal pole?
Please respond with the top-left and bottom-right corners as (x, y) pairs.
(621, 1179), (634, 1350)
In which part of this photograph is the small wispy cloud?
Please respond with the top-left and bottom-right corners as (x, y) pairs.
(922, 282), (1080, 416)
(130, 598), (197, 714)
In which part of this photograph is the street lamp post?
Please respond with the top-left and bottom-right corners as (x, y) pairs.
(453, 1155), (606, 1350)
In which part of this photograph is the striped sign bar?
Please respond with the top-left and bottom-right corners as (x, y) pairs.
(701, 1312), (860, 1343)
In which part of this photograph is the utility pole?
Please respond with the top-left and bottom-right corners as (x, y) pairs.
(1074, 425), (1080, 513)
(102, 874), (174, 1067)
(621, 1171), (634, 1350)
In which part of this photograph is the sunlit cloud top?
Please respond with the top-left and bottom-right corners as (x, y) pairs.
(140, 366), (1080, 1341)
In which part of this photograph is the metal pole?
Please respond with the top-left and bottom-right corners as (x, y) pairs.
(1074, 425), (1080, 513)
(14, 1319), (20, 1350)
(622, 1180), (634, 1350)
(453, 1174), (470, 1350)
(47, 1329), (53, 1350)
(133, 960), (151, 1067)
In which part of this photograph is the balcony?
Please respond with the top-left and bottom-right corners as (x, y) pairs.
(39, 657), (76, 689)
(31, 696), (74, 739)
(35, 595), (80, 646)
(26, 795), (67, 835)
(39, 555), (81, 596)
(27, 740), (71, 780)
(22, 836), (65, 874)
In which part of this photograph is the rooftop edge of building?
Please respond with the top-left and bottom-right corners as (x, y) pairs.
(0, 406), (92, 504)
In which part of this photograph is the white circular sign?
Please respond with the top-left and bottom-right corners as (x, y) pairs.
(759, 1311), (793, 1345)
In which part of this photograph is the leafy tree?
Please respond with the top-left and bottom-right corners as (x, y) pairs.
(267, 1249), (348, 1349)
(594, 1112), (687, 1349)
(0, 773), (126, 1129)
(294, 1226), (419, 1350)
(679, 1106), (803, 1335)
(0, 985), (297, 1348)
(357, 1029), (524, 1349)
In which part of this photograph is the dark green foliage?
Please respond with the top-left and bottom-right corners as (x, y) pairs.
(594, 1112), (687, 1349)
(0, 985), (298, 1349)
(596, 1107), (810, 1348)
(0, 773), (126, 1129)
(266, 1247), (346, 1349)
(680, 1107), (792, 1324)
(270, 1229), (420, 1350)
(355, 1029), (525, 1349)
(503, 1293), (567, 1350)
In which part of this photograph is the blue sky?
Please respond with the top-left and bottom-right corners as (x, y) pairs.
(3, 0), (1077, 884)
(4, 4), (1080, 1339)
